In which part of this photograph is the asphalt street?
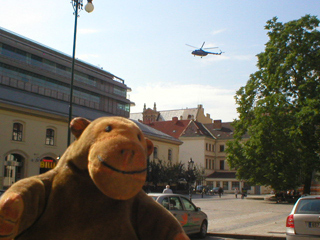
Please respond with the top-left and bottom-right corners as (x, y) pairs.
(189, 193), (293, 240)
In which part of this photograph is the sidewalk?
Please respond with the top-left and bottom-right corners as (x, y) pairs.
(191, 193), (291, 240)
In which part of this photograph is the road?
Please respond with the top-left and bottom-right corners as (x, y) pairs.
(188, 193), (293, 240)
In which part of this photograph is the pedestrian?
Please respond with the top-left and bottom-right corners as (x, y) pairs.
(163, 185), (173, 193)
(218, 187), (223, 198)
(201, 187), (206, 198)
(241, 188), (247, 199)
(234, 188), (239, 198)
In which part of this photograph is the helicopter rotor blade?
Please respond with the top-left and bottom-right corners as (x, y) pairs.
(200, 42), (205, 49)
(186, 44), (197, 48)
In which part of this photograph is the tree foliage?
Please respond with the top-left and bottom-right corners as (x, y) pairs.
(226, 15), (320, 193)
(148, 159), (204, 187)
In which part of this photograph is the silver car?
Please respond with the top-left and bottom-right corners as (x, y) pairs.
(286, 195), (320, 239)
(148, 193), (208, 238)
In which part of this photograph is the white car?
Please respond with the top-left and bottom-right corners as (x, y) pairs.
(286, 195), (320, 239)
(148, 193), (208, 238)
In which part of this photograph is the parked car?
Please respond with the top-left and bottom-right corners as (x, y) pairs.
(286, 195), (320, 239)
(195, 185), (210, 193)
(148, 193), (208, 238)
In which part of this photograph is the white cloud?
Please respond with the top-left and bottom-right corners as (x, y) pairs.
(129, 83), (238, 122)
(211, 29), (227, 35)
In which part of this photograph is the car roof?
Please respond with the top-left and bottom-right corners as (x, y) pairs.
(299, 195), (320, 200)
(148, 193), (186, 198)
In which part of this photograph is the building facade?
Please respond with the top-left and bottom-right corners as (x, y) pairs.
(133, 105), (272, 194)
(0, 28), (133, 189)
(130, 103), (213, 124)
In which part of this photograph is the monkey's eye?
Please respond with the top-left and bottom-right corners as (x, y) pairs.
(105, 126), (112, 132)
(137, 134), (141, 141)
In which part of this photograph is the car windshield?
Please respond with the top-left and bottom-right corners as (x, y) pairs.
(295, 199), (320, 214)
(149, 196), (157, 200)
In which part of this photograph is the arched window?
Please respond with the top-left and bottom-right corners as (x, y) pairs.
(12, 122), (23, 141)
(4, 153), (24, 187)
(153, 147), (158, 159)
(40, 157), (57, 174)
(45, 128), (55, 146)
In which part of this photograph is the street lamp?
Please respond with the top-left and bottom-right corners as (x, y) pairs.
(188, 158), (194, 200)
(67, 0), (94, 146)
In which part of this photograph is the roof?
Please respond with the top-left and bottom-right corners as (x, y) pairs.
(131, 119), (183, 145)
(146, 120), (191, 139)
(130, 107), (199, 122)
(181, 121), (214, 138)
(145, 119), (214, 139)
(158, 108), (198, 121)
(207, 171), (237, 179)
(204, 122), (251, 140)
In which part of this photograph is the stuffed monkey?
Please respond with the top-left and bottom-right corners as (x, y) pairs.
(0, 117), (190, 240)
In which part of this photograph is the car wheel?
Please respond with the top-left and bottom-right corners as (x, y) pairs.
(197, 220), (207, 239)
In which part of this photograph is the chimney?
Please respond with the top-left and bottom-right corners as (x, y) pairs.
(172, 117), (178, 124)
(213, 120), (222, 130)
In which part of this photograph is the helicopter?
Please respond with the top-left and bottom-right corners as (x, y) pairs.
(186, 42), (223, 58)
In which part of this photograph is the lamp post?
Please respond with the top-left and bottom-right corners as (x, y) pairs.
(188, 158), (194, 200)
(67, 0), (94, 146)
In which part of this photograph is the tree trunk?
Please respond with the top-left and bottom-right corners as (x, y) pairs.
(303, 173), (312, 194)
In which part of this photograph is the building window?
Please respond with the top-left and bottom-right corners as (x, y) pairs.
(12, 123), (23, 141)
(114, 86), (127, 97)
(206, 159), (214, 170)
(206, 143), (214, 152)
(117, 103), (130, 112)
(220, 145), (225, 152)
(154, 147), (158, 159)
(45, 128), (55, 146)
(223, 181), (228, 190)
(220, 160), (225, 170)
(168, 149), (172, 161)
(232, 181), (240, 189)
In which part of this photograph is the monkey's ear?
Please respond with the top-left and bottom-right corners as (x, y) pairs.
(70, 117), (91, 139)
(145, 138), (154, 156)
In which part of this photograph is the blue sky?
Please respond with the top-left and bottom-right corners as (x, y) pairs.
(1, 0), (319, 121)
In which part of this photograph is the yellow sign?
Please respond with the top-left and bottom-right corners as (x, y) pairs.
(40, 161), (56, 169)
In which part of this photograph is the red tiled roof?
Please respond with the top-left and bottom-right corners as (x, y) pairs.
(146, 120), (191, 139)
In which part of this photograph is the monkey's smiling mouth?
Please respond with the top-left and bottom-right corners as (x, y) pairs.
(97, 155), (147, 175)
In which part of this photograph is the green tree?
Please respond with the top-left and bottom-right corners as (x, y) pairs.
(227, 15), (320, 193)
(148, 159), (205, 189)
(148, 160), (185, 186)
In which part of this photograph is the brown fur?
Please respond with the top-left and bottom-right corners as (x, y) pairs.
(0, 116), (189, 240)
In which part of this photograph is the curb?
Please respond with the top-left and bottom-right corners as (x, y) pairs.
(207, 232), (286, 240)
